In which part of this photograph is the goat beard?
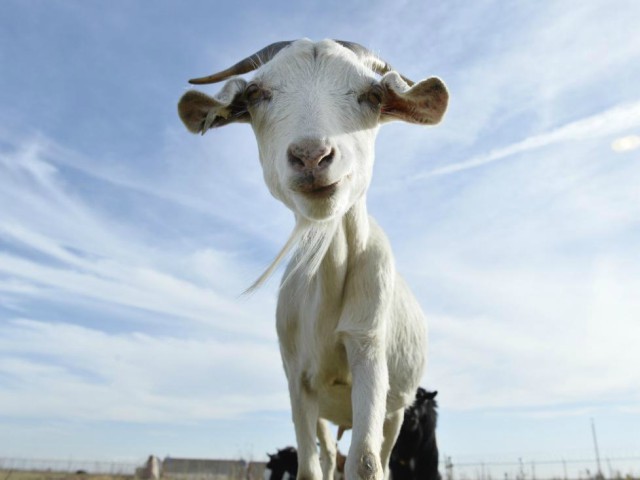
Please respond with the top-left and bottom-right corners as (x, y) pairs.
(244, 217), (339, 294)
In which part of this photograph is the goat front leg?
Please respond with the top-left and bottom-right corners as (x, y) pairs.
(317, 418), (337, 480)
(343, 334), (389, 480)
(289, 377), (323, 480)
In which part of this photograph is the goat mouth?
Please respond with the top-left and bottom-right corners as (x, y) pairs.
(298, 180), (341, 198)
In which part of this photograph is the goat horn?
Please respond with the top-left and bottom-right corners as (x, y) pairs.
(188, 40), (294, 85)
(334, 40), (415, 87)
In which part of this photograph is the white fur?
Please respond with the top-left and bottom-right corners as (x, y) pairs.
(179, 39), (448, 480)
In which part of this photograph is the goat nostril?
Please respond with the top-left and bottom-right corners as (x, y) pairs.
(318, 149), (335, 168)
(288, 152), (305, 169)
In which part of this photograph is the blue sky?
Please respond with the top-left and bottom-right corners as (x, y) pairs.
(1, 0), (640, 475)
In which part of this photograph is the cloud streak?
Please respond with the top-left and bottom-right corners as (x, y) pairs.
(413, 100), (640, 179)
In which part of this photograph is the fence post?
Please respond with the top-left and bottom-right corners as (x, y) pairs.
(446, 456), (454, 480)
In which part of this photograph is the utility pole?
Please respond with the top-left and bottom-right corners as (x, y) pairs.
(606, 458), (613, 480)
(591, 418), (604, 479)
(518, 458), (525, 480)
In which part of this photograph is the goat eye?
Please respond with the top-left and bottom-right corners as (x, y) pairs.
(359, 87), (384, 108)
(368, 91), (382, 107)
(245, 83), (264, 103)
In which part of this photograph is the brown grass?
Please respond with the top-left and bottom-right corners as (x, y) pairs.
(0, 471), (133, 480)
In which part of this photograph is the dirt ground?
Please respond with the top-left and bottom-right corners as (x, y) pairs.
(0, 471), (133, 480)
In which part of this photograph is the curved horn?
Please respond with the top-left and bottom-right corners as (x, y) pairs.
(189, 40), (294, 85)
(334, 40), (415, 86)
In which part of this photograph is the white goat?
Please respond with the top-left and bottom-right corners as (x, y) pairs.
(178, 39), (448, 480)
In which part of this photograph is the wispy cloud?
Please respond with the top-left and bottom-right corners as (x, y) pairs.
(0, 318), (287, 423)
(0, 127), (291, 250)
(0, 125), (294, 441)
(402, 100), (640, 182)
(0, 135), (280, 340)
(423, 255), (640, 411)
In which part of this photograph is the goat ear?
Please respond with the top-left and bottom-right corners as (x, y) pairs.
(177, 78), (249, 134)
(380, 73), (448, 125)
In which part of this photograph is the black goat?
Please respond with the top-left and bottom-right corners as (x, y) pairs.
(389, 388), (441, 480)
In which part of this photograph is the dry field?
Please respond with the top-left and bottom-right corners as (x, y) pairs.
(1, 471), (134, 480)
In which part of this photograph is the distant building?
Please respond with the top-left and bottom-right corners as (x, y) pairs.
(139, 455), (161, 479)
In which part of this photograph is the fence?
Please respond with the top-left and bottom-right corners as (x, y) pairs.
(442, 455), (640, 480)
(0, 457), (138, 475)
(0, 457), (266, 479)
(1, 454), (638, 480)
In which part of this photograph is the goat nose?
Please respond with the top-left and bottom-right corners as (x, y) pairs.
(287, 138), (334, 171)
